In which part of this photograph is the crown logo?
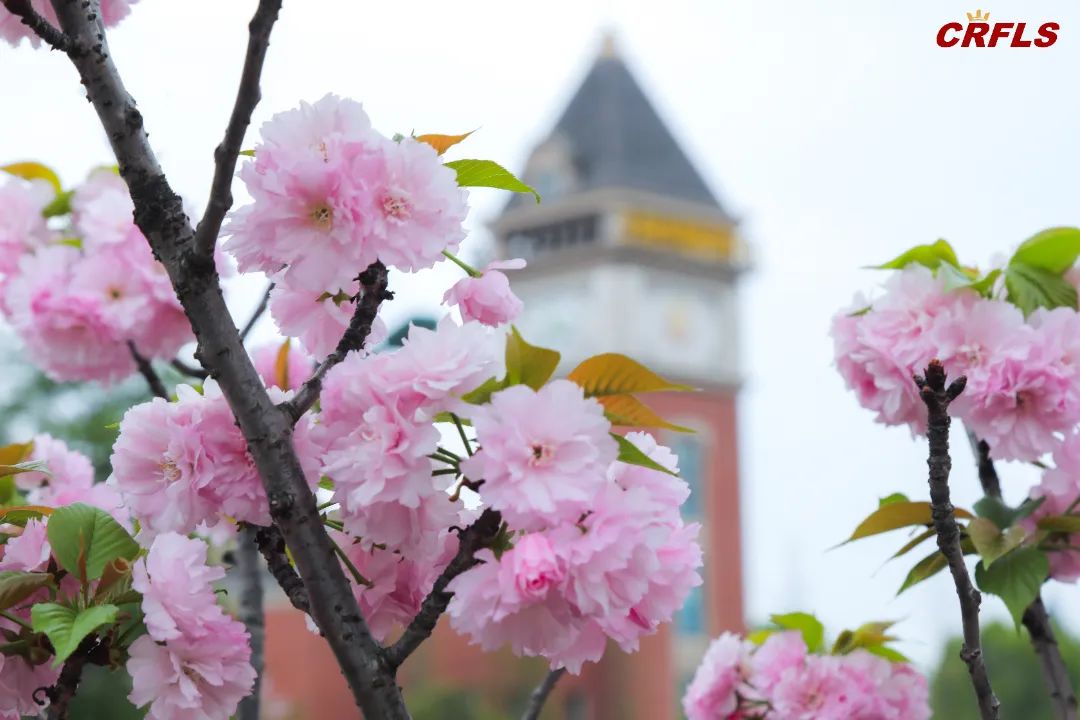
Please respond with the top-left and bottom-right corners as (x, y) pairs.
(966, 9), (990, 21)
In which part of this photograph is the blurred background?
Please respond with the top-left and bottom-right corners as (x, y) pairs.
(3, 0), (1080, 717)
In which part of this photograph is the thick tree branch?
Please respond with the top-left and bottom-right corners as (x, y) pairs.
(283, 262), (390, 422)
(916, 360), (999, 720)
(966, 429), (1078, 720)
(240, 282), (274, 340)
(1, 0), (70, 51)
(127, 341), (168, 399)
(193, 0), (282, 258)
(386, 509), (502, 669)
(47, 3), (407, 716)
(236, 525), (266, 720)
(522, 668), (566, 720)
(252, 523), (310, 615)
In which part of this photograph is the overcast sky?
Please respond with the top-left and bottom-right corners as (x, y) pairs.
(3, 0), (1080, 672)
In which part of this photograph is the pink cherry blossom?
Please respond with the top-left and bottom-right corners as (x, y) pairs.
(461, 380), (616, 531)
(17, 433), (94, 492)
(0, 518), (50, 573)
(1, 0), (138, 48)
(366, 137), (468, 273)
(608, 431), (689, 524)
(127, 620), (255, 720)
(770, 654), (879, 720)
(112, 382), (321, 537)
(752, 630), (808, 693)
(269, 273), (388, 360)
(251, 340), (313, 390)
(71, 169), (136, 248)
(132, 533), (228, 642)
(1024, 431), (1080, 581)
(0, 653), (60, 718)
(443, 259), (526, 327)
(682, 632), (754, 720)
(0, 176), (53, 282)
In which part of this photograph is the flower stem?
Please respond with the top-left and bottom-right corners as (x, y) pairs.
(441, 250), (482, 278)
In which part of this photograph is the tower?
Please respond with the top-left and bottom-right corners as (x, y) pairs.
(487, 36), (749, 719)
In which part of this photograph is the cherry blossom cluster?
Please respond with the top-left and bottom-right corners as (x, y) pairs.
(833, 265), (1080, 461)
(683, 631), (930, 720)
(0, 170), (192, 383)
(0, 0), (137, 47)
(1022, 430), (1080, 582)
(128, 533), (256, 720)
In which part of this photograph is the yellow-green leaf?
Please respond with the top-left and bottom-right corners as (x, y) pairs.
(598, 394), (693, 433)
(31, 603), (118, 666)
(444, 159), (540, 203)
(416, 131), (474, 156)
(898, 550), (947, 593)
(505, 326), (559, 390)
(889, 527), (936, 560)
(967, 516), (1027, 567)
(567, 353), (694, 398)
(1036, 515), (1080, 534)
(1, 162), (61, 194)
(845, 501), (972, 544)
(0, 505), (53, 527)
(0, 442), (33, 467)
(770, 612), (824, 652)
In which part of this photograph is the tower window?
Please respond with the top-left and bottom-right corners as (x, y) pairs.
(502, 215), (599, 259)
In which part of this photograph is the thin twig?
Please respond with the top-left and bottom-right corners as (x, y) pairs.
(282, 262), (390, 422)
(966, 428), (1078, 720)
(521, 668), (566, 720)
(236, 526), (265, 720)
(171, 358), (209, 380)
(127, 341), (168, 399)
(251, 524), (310, 616)
(240, 282), (274, 340)
(1, 0), (69, 51)
(385, 509), (502, 669)
(916, 360), (999, 720)
(193, 0), (282, 257)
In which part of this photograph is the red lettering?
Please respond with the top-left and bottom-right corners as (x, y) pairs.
(963, 22), (990, 47)
(1011, 22), (1033, 47)
(937, 22), (963, 47)
(1036, 21), (1060, 47)
(988, 22), (1013, 47)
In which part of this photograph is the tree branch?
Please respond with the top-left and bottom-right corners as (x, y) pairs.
(171, 357), (209, 380)
(46, 3), (407, 716)
(252, 523), (310, 615)
(916, 360), (999, 720)
(522, 668), (566, 720)
(1, 0), (70, 51)
(193, 0), (282, 258)
(385, 509), (502, 669)
(127, 341), (168, 399)
(236, 525), (266, 720)
(240, 281), (274, 340)
(965, 428), (1078, 720)
(282, 262), (390, 422)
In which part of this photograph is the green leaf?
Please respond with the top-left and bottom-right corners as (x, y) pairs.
(597, 394), (694, 433)
(878, 493), (909, 508)
(975, 495), (1046, 530)
(46, 504), (139, 582)
(832, 621), (898, 656)
(1, 162), (62, 194)
(1005, 261), (1078, 316)
(747, 628), (775, 645)
(1011, 227), (1080, 275)
(612, 434), (678, 476)
(975, 547), (1049, 628)
(890, 527), (936, 560)
(444, 159), (540, 203)
(863, 644), (910, 663)
(843, 501), (972, 544)
(41, 190), (74, 218)
(31, 603), (118, 666)
(461, 376), (506, 406)
(1036, 515), (1080, 534)
(0, 505), (54, 527)
(967, 517), (1026, 567)
(899, 550), (947, 593)
(872, 239), (959, 271)
(968, 268), (1002, 297)
(0, 571), (53, 611)
(239, 149), (255, 157)
(769, 612), (825, 652)
(505, 326), (560, 390)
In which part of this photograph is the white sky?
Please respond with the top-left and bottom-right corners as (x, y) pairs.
(3, 0), (1080, 672)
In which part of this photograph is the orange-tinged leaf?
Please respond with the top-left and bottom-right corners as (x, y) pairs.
(843, 501), (973, 544)
(416, 131), (474, 155)
(274, 339), (292, 390)
(568, 353), (694, 398)
(0, 442), (33, 467)
(1, 162), (61, 194)
(599, 394), (693, 433)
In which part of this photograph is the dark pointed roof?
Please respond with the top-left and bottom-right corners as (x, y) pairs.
(511, 43), (721, 210)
